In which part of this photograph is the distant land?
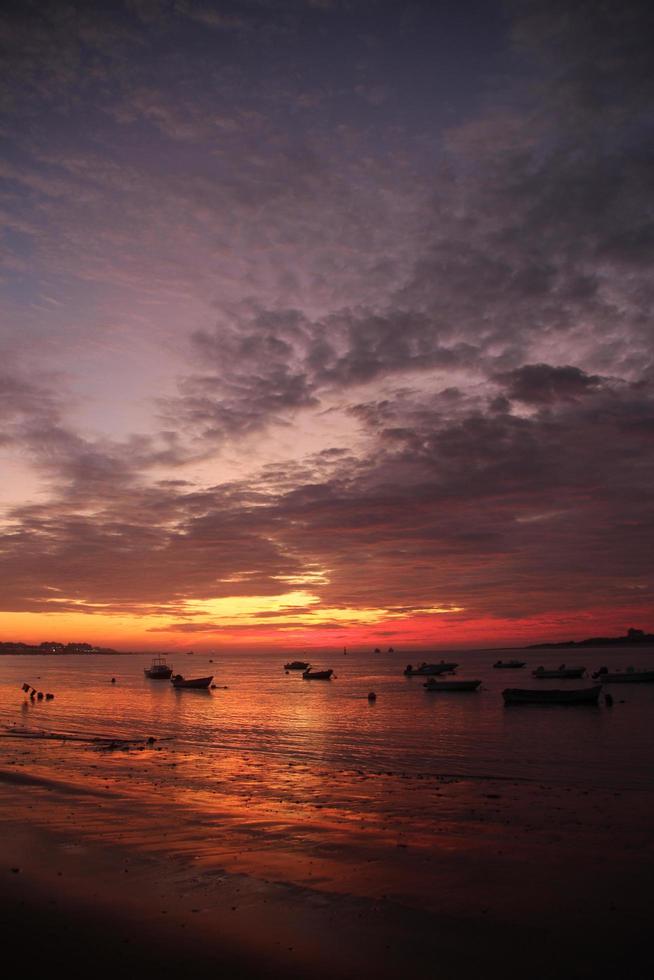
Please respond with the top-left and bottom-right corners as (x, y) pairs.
(0, 641), (129, 655)
(2, 628), (653, 655)
(527, 627), (654, 649)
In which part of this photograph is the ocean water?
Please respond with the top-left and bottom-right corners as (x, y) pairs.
(1, 646), (654, 793)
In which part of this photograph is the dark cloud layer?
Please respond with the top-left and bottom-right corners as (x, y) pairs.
(495, 364), (605, 405)
(2, 375), (652, 628)
(158, 0), (654, 451)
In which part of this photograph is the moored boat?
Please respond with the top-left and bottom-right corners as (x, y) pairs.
(403, 661), (458, 676)
(171, 674), (213, 689)
(533, 665), (586, 679)
(302, 668), (333, 680)
(493, 660), (526, 668)
(503, 686), (601, 705)
(144, 656), (173, 679)
(423, 679), (481, 691)
(592, 666), (654, 683)
(284, 660), (310, 671)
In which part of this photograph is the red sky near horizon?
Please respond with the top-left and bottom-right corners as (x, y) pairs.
(1, 1), (652, 652)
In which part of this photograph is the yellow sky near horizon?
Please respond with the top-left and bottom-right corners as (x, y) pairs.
(0, 587), (466, 651)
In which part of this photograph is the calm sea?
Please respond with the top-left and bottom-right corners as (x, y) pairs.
(1, 646), (653, 793)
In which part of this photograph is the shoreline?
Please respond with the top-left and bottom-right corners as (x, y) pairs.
(2, 756), (654, 979)
(3, 812), (650, 980)
(2, 639), (654, 657)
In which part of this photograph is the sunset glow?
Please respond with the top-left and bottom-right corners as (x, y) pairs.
(2, 9), (653, 980)
(1, 0), (652, 652)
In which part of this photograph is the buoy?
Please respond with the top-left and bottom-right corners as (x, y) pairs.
(37, 692), (44, 700)
(111, 677), (116, 683)
(368, 692), (377, 702)
(45, 693), (54, 700)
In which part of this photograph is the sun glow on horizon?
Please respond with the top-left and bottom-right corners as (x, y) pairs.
(0, 590), (467, 650)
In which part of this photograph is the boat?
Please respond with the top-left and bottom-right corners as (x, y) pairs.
(284, 660), (310, 671)
(423, 679), (481, 691)
(170, 674), (213, 689)
(302, 668), (333, 680)
(502, 686), (601, 705)
(403, 661), (458, 676)
(532, 665), (586, 679)
(493, 659), (526, 668)
(592, 666), (654, 683)
(144, 656), (173, 679)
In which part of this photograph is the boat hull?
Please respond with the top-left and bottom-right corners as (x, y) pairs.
(302, 669), (333, 680)
(144, 656), (173, 679)
(404, 663), (458, 676)
(284, 662), (310, 670)
(532, 669), (585, 679)
(424, 680), (481, 691)
(503, 686), (601, 705)
(596, 671), (654, 683)
(493, 661), (526, 668)
(171, 675), (213, 689)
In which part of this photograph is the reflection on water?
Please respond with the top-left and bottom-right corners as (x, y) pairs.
(2, 648), (654, 792)
(2, 648), (654, 912)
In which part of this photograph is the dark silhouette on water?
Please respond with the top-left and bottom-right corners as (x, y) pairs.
(171, 674), (213, 689)
(144, 656), (173, 679)
(302, 668), (334, 680)
(592, 666), (654, 683)
(503, 686), (602, 705)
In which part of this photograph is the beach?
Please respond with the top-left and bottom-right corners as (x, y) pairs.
(2, 650), (654, 978)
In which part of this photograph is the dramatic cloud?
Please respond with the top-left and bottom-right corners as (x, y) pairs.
(1, 0), (652, 648)
(495, 364), (605, 405)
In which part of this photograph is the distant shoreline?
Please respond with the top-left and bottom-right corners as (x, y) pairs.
(0, 650), (135, 656)
(526, 629), (654, 649)
(1, 628), (653, 656)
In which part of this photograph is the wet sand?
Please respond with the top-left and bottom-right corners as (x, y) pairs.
(2, 756), (653, 980)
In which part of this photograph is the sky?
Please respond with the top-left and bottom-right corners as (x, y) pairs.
(1, 0), (653, 652)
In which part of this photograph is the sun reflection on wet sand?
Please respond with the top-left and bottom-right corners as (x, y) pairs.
(2, 646), (654, 973)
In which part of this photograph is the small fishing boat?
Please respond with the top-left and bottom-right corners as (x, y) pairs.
(532, 665), (586, 679)
(423, 679), (481, 691)
(592, 666), (654, 683)
(502, 686), (601, 705)
(171, 674), (213, 689)
(302, 668), (333, 680)
(284, 660), (310, 671)
(493, 659), (526, 668)
(403, 661), (458, 676)
(144, 656), (173, 679)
